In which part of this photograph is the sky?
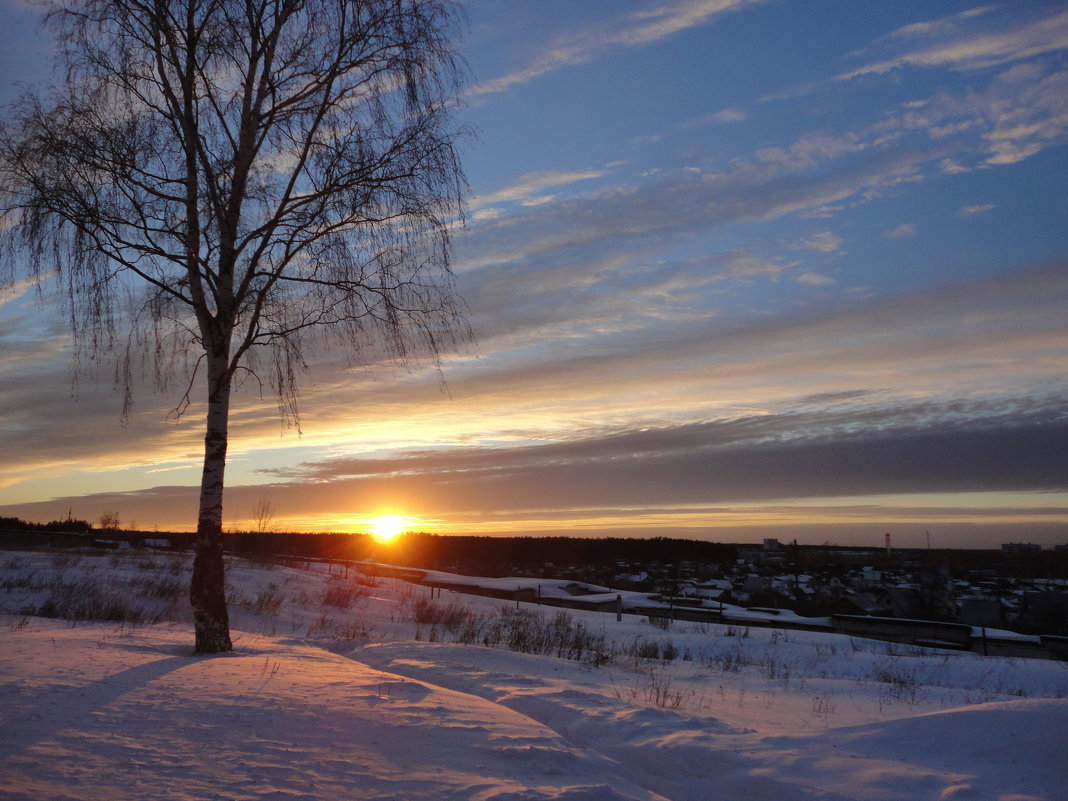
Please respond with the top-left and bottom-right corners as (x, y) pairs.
(0, 0), (1066, 548)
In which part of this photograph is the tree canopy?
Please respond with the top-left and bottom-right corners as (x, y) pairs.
(1, 0), (471, 652)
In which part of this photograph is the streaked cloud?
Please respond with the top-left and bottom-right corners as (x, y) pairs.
(469, 169), (609, 210)
(795, 272), (835, 286)
(882, 223), (917, 239)
(460, 58), (1068, 290)
(839, 7), (1068, 80)
(797, 231), (843, 252)
(681, 108), (749, 128)
(958, 203), (995, 216)
(8, 393), (1061, 537)
(886, 5), (999, 41)
(257, 399), (1068, 512)
(8, 258), (1063, 499)
(0, 275), (41, 308)
(471, 0), (761, 96)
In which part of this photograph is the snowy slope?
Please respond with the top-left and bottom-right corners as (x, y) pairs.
(1, 550), (1066, 800)
(356, 642), (1067, 801)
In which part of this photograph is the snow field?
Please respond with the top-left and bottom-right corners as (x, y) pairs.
(1, 548), (1066, 800)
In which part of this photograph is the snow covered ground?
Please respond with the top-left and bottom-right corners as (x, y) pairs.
(1, 548), (1066, 800)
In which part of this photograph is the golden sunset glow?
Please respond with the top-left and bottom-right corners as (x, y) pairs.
(1, 1), (1065, 552)
(369, 515), (407, 543)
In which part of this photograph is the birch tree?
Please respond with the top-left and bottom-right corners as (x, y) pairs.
(0, 0), (469, 653)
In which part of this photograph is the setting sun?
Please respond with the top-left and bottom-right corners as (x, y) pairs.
(369, 515), (406, 543)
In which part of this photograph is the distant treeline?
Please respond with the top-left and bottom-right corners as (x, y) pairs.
(5, 518), (1061, 580)
(216, 531), (738, 576)
(0, 523), (738, 575)
(394, 534), (739, 576)
(0, 516), (93, 533)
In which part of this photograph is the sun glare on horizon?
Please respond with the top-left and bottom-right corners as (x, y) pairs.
(369, 515), (407, 543)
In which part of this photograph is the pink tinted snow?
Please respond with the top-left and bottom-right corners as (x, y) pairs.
(1, 621), (1065, 801)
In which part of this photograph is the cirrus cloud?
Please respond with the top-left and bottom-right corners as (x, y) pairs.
(471, 0), (762, 96)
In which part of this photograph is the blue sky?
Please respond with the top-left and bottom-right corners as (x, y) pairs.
(1, 0), (1066, 547)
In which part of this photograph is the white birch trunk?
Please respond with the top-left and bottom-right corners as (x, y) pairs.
(190, 350), (233, 654)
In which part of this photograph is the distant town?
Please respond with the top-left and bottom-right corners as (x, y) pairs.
(4, 515), (1067, 642)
